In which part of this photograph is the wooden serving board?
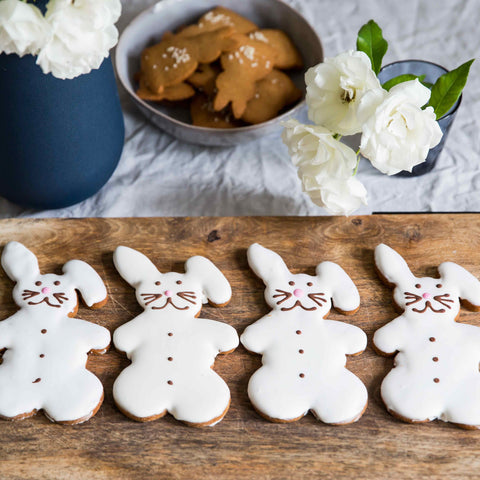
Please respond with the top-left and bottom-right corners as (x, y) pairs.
(0, 215), (480, 480)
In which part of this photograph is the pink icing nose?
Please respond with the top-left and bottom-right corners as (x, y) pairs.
(422, 293), (431, 299)
(293, 288), (304, 298)
(164, 290), (173, 297)
(41, 287), (51, 295)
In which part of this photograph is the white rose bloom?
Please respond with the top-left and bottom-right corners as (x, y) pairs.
(0, 0), (50, 56)
(305, 50), (383, 135)
(359, 79), (443, 175)
(36, 0), (122, 79)
(282, 119), (368, 215)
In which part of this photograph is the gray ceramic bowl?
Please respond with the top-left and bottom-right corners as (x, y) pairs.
(116, 0), (323, 146)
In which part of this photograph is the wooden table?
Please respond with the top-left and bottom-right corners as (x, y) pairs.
(0, 215), (479, 479)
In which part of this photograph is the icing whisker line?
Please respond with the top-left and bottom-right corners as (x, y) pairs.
(52, 293), (68, 304)
(177, 292), (197, 304)
(273, 289), (292, 305)
(433, 295), (454, 309)
(307, 293), (327, 306)
(21, 290), (40, 299)
(404, 292), (422, 306)
(405, 298), (422, 306)
(140, 293), (163, 306)
(404, 292), (421, 298)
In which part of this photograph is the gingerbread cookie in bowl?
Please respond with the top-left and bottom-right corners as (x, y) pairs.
(0, 242), (110, 424)
(112, 246), (238, 426)
(374, 244), (480, 429)
(241, 244), (367, 424)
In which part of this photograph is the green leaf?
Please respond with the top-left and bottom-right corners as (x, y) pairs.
(428, 59), (474, 119)
(382, 74), (426, 91)
(356, 20), (388, 75)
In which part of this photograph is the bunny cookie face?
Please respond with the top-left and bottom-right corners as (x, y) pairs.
(13, 274), (80, 316)
(374, 244), (480, 428)
(391, 277), (458, 319)
(133, 272), (203, 317)
(241, 244), (367, 425)
(262, 272), (329, 314)
(112, 247), (238, 426)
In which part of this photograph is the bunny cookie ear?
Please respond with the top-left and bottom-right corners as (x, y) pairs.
(113, 246), (160, 288)
(62, 260), (107, 308)
(438, 262), (480, 310)
(316, 261), (360, 314)
(1, 241), (40, 282)
(185, 256), (232, 306)
(247, 243), (290, 285)
(374, 244), (416, 287)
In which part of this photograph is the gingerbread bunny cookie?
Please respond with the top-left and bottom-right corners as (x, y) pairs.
(0, 242), (110, 424)
(374, 244), (480, 429)
(112, 247), (238, 426)
(241, 244), (367, 424)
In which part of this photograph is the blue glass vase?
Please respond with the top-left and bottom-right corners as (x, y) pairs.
(0, 0), (124, 209)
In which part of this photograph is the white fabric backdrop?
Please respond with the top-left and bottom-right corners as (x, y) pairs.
(1, 0), (479, 218)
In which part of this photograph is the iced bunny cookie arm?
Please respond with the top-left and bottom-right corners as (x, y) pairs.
(241, 315), (277, 354)
(331, 321), (367, 356)
(205, 319), (239, 353)
(71, 319), (111, 353)
(373, 316), (408, 355)
(113, 315), (148, 355)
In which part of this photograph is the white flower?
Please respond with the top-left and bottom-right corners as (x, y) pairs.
(359, 80), (443, 175)
(0, 0), (50, 56)
(305, 50), (383, 135)
(36, 0), (122, 79)
(282, 119), (368, 215)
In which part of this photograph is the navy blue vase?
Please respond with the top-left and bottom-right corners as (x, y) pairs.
(0, 35), (124, 209)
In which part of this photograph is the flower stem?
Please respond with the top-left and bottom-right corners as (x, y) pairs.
(353, 153), (361, 176)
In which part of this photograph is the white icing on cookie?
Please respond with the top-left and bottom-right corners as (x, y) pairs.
(241, 243), (367, 424)
(374, 243), (480, 427)
(0, 242), (110, 424)
(112, 246), (238, 425)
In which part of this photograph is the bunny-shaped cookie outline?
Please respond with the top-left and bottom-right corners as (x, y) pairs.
(0, 242), (110, 424)
(241, 244), (367, 424)
(373, 244), (480, 429)
(112, 246), (239, 426)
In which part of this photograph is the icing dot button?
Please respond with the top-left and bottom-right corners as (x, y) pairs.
(429, 337), (436, 342)
(33, 378), (41, 383)
(298, 349), (304, 354)
(39, 354), (45, 358)
(296, 330), (302, 335)
(299, 373), (305, 378)
(41, 329), (47, 334)
(434, 378), (440, 383)
(167, 332), (173, 337)
(432, 357), (439, 362)
(168, 357), (173, 362)
(167, 380), (173, 385)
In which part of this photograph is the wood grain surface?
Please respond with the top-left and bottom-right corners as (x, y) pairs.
(0, 215), (479, 480)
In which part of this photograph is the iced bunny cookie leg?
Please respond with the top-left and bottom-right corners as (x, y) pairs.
(112, 246), (238, 426)
(0, 242), (110, 424)
(241, 244), (367, 424)
(373, 244), (480, 428)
